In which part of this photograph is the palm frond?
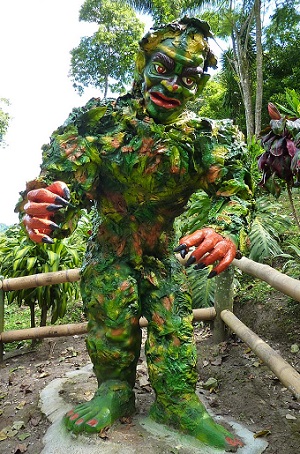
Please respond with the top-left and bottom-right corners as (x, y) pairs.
(187, 266), (216, 308)
(249, 218), (283, 262)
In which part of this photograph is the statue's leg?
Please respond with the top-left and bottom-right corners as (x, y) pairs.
(141, 256), (243, 452)
(64, 259), (141, 433)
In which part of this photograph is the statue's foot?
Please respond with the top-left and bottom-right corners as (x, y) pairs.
(150, 394), (244, 452)
(64, 380), (135, 434)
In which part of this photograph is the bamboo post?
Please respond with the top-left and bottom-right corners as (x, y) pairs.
(0, 267), (216, 295)
(0, 307), (216, 344)
(233, 256), (300, 302)
(221, 309), (300, 399)
(213, 265), (235, 343)
(0, 268), (81, 291)
(0, 276), (4, 362)
(1, 322), (88, 343)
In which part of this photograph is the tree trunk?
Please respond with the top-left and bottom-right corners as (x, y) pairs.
(104, 74), (109, 99)
(29, 302), (35, 329)
(40, 302), (47, 327)
(103, 46), (111, 99)
(254, 0), (263, 136)
(239, 53), (255, 139)
(232, 27), (255, 140)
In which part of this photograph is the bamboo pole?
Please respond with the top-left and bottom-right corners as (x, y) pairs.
(221, 309), (300, 399)
(1, 322), (88, 343)
(0, 269), (81, 291)
(0, 307), (216, 344)
(1, 256), (300, 302)
(233, 256), (300, 302)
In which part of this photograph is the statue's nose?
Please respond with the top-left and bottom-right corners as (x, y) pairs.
(161, 77), (181, 93)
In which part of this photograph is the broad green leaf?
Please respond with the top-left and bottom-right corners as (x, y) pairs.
(26, 257), (37, 271)
(46, 250), (59, 267)
(14, 246), (32, 261)
(13, 258), (24, 272)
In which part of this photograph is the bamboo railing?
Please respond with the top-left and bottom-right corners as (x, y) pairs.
(0, 257), (300, 399)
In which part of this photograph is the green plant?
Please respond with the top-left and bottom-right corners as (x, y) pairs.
(0, 213), (91, 328)
(258, 90), (300, 228)
(279, 238), (300, 279)
(187, 266), (216, 308)
(248, 196), (292, 262)
(276, 89), (300, 118)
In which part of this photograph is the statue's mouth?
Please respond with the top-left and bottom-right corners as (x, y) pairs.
(149, 91), (181, 109)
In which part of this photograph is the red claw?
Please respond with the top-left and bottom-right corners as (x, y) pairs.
(23, 201), (63, 217)
(177, 228), (237, 277)
(25, 226), (54, 244)
(27, 187), (69, 206)
(23, 181), (70, 244)
(46, 181), (70, 200)
(23, 215), (59, 234)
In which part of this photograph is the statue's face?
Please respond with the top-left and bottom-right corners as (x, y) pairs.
(143, 37), (206, 124)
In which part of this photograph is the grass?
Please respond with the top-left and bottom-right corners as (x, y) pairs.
(1, 298), (85, 352)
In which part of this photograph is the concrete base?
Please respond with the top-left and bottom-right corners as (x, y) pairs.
(40, 363), (268, 454)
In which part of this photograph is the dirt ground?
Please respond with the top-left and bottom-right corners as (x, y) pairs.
(0, 290), (300, 454)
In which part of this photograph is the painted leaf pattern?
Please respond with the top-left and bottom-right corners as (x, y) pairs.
(20, 95), (253, 256)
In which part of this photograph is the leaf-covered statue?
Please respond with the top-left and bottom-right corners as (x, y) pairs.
(18, 17), (253, 451)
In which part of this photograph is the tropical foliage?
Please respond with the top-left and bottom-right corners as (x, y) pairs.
(0, 213), (91, 328)
(257, 90), (300, 225)
(247, 196), (292, 262)
(259, 100), (300, 194)
(187, 75), (231, 120)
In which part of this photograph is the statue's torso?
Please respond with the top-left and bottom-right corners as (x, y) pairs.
(41, 96), (246, 261)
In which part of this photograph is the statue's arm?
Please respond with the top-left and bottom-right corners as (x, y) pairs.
(16, 98), (108, 242)
(175, 118), (254, 277)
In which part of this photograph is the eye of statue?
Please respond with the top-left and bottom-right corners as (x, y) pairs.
(182, 76), (196, 88)
(154, 64), (167, 74)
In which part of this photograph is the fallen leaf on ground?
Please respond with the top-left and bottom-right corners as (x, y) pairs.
(98, 427), (109, 440)
(15, 401), (26, 410)
(211, 357), (222, 366)
(29, 416), (41, 427)
(291, 344), (299, 353)
(0, 426), (18, 439)
(119, 416), (132, 424)
(254, 429), (271, 438)
(17, 433), (31, 441)
(12, 421), (25, 431)
(0, 430), (8, 441)
(202, 377), (218, 391)
(38, 372), (50, 378)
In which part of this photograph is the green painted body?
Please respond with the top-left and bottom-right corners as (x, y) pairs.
(20, 19), (252, 450)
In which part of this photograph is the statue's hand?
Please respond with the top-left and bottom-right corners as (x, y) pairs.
(23, 181), (70, 244)
(174, 227), (237, 278)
